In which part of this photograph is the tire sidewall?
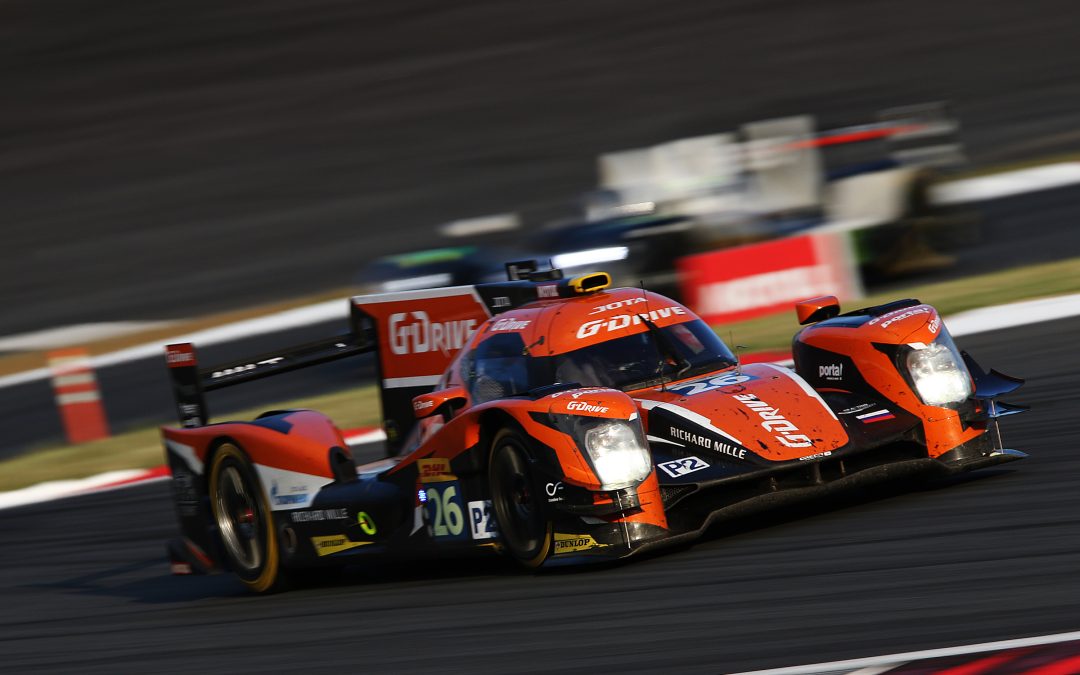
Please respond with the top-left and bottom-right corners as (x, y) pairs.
(208, 443), (283, 592)
(488, 428), (552, 568)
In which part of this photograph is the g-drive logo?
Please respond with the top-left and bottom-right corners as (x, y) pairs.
(389, 311), (478, 356)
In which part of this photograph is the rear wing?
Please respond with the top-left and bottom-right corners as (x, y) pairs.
(164, 331), (373, 429)
(165, 266), (611, 454)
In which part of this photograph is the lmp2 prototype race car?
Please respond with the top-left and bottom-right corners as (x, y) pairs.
(161, 262), (1026, 592)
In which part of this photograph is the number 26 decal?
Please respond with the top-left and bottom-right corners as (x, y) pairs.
(668, 373), (754, 396)
(425, 482), (467, 539)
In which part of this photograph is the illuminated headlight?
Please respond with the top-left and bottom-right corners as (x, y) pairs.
(906, 339), (972, 406)
(552, 246), (629, 270)
(582, 420), (652, 489)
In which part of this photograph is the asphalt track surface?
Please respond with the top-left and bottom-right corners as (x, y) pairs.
(6, 0), (1080, 336)
(4, 183), (1080, 458)
(1, 316), (1076, 673)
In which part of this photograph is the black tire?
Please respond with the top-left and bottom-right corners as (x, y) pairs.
(488, 428), (552, 568)
(208, 443), (287, 593)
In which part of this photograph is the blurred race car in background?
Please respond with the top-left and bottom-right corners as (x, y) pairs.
(354, 246), (514, 293)
(355, 103), (975, 305)
(161, 261), (1026, 592)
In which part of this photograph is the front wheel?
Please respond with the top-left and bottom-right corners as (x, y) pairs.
(488, 428), (552, 568)
(208, 443), (287, 593)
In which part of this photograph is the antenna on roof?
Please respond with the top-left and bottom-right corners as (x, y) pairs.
(640, 280), (667, 392)
(730, 330), (748, 375)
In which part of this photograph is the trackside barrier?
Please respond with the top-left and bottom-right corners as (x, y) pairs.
(48, 347), (109, 444)
(677, 231), (862, 325)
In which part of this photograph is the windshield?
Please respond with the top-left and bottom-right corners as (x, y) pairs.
(462, 318), (737, 401)
(545, 318), (736, 391)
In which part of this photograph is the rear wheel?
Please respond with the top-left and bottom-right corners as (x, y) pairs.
(488, 428), (552, 568)
(208, 443), (287, 593)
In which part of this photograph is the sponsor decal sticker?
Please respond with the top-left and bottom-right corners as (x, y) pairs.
(658, 456), (710, 478)
(733, 393), (813, 448)
(668, 373), (756, 396)
(537, 284), (559, 298)
(490, 317), (530, 332)
(589, 297), (648, 315)
(554, 533), (609, 555)
(290, 508), (348, 523)
(839, 403), (875, 415)
(389, 311), (478, 356)
(577, 306), (687, 339)
(357, 511), (378, 535)
(210, 357), (284, 380)
(565, 400), (609, 414)
(467, 500), (498, 540)
(549, 387), (618, 399)
(668, 426), (747, 459)
(165, 344), (196, 368)
(424, 482), (468, 540)
(798, 451), (833, 462)
(311, 535), (372, 556)
(928, 317), (941, 334)
(869, 306), (931, 329)
(856, 409), (896, 423)
(270, 480), (308, 506)
(545, 481), (564, 503)
(417, 458), (454, 483)
(413, 398), (435, 412)
(818, 363), (843, 381)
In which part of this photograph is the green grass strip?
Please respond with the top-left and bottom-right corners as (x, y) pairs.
(3, 255), (1079, 493)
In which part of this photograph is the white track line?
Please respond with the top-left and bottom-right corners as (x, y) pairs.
(933, 161), (1080, 204)
(0, 469), (170, 511)
(5, 290), (1079, 393)
(946, 292), (1080, 337)
(730, 629), (1080, 675)
(0, 298), (348, 389)
(0, 321), (177, 351)
(0, 428), (387, 512)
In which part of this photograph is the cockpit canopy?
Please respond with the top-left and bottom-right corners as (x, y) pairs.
(459, 309), (736, 403)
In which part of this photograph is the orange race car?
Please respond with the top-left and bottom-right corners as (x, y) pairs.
(161, 262), (1026, 592)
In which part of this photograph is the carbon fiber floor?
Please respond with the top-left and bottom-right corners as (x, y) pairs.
(0, 317), (1076, 673)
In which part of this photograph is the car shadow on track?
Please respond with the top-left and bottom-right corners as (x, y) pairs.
(30, 468), (1021, 604)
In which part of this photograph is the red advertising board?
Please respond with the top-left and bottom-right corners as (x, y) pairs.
(678, 232), (860, 324)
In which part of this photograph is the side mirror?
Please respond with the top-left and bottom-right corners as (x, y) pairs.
(412, 386), (467, 419)
(796, 296), (840, 325)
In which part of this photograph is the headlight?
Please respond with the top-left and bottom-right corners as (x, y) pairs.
(582, 420), (652, 489)
(906, 339), (972, 406)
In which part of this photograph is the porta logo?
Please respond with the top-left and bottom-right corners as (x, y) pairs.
(389, 311), (477, 356)
(818, 363), (843, 380)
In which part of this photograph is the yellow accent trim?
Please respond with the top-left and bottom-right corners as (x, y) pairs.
(568, 272), (611, 294)
(357, 511), (378, 535)
(310, 535), (373, 557)
(553, 532), (609, 555)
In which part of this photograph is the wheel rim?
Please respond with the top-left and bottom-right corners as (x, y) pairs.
(213, 463), (263, 572)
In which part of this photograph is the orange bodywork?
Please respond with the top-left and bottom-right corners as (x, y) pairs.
(795, 304), (985, 458)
